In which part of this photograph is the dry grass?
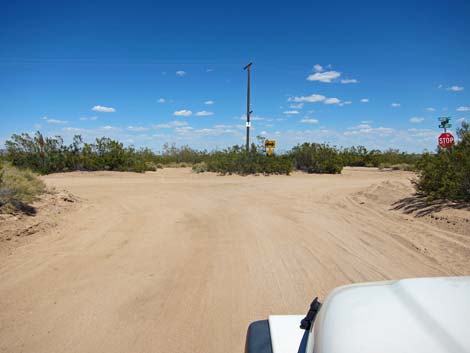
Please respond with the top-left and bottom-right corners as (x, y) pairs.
(379, 163), (414, 171)
(0, 163), (46, 213)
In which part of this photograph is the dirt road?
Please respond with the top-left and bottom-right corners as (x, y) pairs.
(1, 168), (469, 353)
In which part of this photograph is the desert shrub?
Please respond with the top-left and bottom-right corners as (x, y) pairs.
(414, 121), (470, 201)
(165, 162), (191, 168)
(155, 143), (207, 165)
(0, 163), (46, 213)
(205, 145), (292, 175)
(392, 163), (414, 171)
(341, 146), (371, 167)
(341, 146), (420, 168)
(192, 162), (209, 173)
(378, 163), (391, 170)
(379, 163), (414, 171)
(3, 131), (424, 177)
(289, 143), (343, 174)
(5, 132), (157, 174)
(145, 162), (157, 171)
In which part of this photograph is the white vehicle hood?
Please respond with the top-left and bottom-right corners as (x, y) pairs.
(268, 315), (305, 353)
(312, 276), (470, 353)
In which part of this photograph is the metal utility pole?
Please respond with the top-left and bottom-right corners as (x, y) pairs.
(244, 62), (252, 151)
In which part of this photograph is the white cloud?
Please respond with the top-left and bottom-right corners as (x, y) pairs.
(313, 64), (324, 72)
(360, 98), (369, 103)
(288, 94), (326, 103)
(191, 126), (239, 136)
(127, 126), (150, 132)
(344, 124), (394, 136)
(426, 107), (436, 112)
(79, 116), (98, 121)
(410, 117), (425, 123)
(438, 84), (443, 89)
(42, 116), (67, 124)
(175, 126), (194, 134)
(153, 123), (171, 129)
(300, 118), (319, 124)
(174, 109), (192, 117)
(406, 128), (437, 140)
(288, 94), (344, 105)
(307, 70), (341, 83)
(340, 79), (359, 84)
(391, 102), (401, 107)
(239, 115), (272, 121)
(92, 105), (116, 113)
(457, 117), (467, 124)
(153, 120), (188, 129)
(289, 103), (304, 109)
(158, 98), (166, 103)
(96, 125), (122, 132)
(206, 68), (213, 72)
(446, 85), (464, 92)
(176, 70), (186, 77)
(324, 97), (341, 105)
(339, 100), (352, 106)
(283, 110), (300, 115)
(457, 106), (470, 112)
(62, 127), (85, 133)
(195, 110), (214, 116)
(204, 100), (214, 105)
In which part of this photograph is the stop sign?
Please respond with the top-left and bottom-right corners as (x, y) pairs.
(438, 132), (455, 148)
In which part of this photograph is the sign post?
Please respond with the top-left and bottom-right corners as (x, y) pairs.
(437, 117), (454, 148)
(244, 63), (253, 151)
(265, 139), (276, 156)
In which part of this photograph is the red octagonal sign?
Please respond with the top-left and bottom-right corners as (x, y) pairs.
(438, 132), (455, 148)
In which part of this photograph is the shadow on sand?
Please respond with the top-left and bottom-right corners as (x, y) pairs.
(12, 202), (38, 216)
(391, 194), (470, 217)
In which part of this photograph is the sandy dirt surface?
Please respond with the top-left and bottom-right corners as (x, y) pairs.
(1, 168), (469, 353)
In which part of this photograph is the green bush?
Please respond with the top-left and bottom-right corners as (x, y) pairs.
(5, 132), (157, 174)
(0, 163), (46, 213)
(415, 121), (470, 201)
(155, 143), (207, 165)
(205, 145), (292, 175)
(164, 162), (191, 168)
(192, 162), (209, 173)
(3, 131), (426, 177)
(289, 143), (343, 174)
(341, 146), (420, 168)
(379, 163), (414, 171)
(145, 162), (157, 171)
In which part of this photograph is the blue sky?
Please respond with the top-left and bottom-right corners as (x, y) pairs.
(1, 0), (469, 152)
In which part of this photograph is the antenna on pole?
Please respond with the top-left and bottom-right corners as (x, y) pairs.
(244, 62), (253, 151)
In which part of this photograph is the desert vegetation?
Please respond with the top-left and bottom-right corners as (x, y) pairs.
(203, 145), (293, 175)
(0, 161), (46, 213)
(5, 133), (156, 174)
(414, 121), (470, 201)
(3, 122), (469, 201)
(4, 131), (422, 176)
